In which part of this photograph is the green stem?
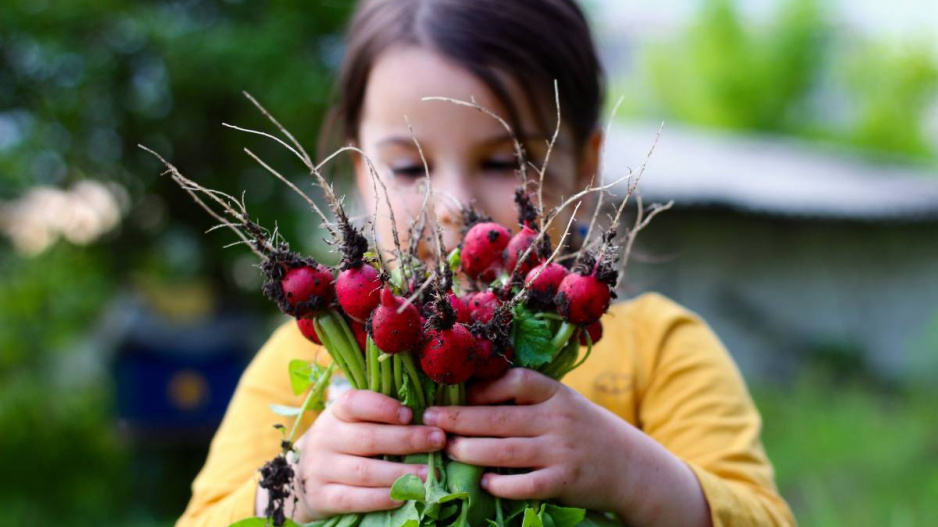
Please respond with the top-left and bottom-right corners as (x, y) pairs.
(558, 329), (594, 378)
(367, 336), (380, 392)
(287, 363), (336, 443)
(314, 317), (355, 389)
(393, 354), (404, 396)
(381, 353), (393, 397)
(400, 352), (426, 409)
(446, 384), (461, 406)
(549, 321), (577, 355)
(331, 311), (368, 382)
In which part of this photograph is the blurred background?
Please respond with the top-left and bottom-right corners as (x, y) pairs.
(0, 0), (935, 525)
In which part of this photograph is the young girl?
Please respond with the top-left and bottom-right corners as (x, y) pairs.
(177, 0), (794, 525)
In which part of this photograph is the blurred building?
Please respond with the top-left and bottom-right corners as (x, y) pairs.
(605, 123), (938, 382)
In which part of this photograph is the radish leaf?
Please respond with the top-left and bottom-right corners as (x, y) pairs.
(513, 307), (553, 368)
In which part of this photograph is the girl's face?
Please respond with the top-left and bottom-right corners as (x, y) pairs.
(353, 46), (600, 261)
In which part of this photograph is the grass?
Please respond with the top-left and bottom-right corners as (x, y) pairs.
(753, 370), (938, 526)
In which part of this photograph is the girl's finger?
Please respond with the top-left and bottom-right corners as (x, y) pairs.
(481, 467), (565, 501)
(332, 389), (413, 424)
(422, 405), (544, 437)
(467, 368), (559, 405)
(330, 422), (446, 456)
(317, 484), (402, 514)
(446, 436), (544, 468)
(325, 454), (427, 487)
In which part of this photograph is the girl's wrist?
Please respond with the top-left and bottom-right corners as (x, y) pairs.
(604, 419), (710, 526)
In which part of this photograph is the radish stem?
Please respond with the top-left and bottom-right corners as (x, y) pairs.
(400, 352), (427, 409)
(381, 354), (393, 396)
(549, 321), (577, 355)
(367, 336), (380, 392)
(287, 363), (336, 442)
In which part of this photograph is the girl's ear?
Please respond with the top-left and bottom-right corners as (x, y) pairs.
(576, 128), (604, 191)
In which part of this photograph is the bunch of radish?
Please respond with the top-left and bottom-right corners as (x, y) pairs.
(143, 92), (668, 527)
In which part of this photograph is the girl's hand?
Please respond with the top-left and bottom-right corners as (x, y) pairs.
(421, 368), (711, 527)
(257, 390), (447, 521)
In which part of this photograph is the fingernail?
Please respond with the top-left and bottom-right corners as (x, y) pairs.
(480, 474), (490, 489)
(429, 430), (445, 447)
(397, 407), (412, 424)
(423, 408), (439, 426)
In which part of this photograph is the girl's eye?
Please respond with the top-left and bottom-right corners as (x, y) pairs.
(391, 165), (428, 178)
(482, 159), (516, 173)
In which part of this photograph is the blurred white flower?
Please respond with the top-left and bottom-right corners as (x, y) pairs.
(0, 180), (128, 256)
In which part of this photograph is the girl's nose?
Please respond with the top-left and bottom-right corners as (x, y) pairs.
(432, 165), (473, 249)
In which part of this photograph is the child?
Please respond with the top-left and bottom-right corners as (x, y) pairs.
(177, 0), (794, 525)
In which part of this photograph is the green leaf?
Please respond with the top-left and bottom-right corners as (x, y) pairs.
(447, 248), (461, 273)
(360, 511), (391, 527)
(227, 519), (268, 527)
(512, 306), (554, 368)
(289, 359), (313, 395)
(574, 511), (624, 527)
(391, 474), (426, 502)
(268, 403), (304, 417)
(335, 514), (363, 527)
(522, 508), (543, 527)
(390, 501), (421, 527)
(544, 505), (586, 527)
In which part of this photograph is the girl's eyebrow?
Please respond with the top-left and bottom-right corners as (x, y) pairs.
(375, 132), (554, 148)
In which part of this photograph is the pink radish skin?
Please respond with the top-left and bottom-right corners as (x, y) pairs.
(468, 290), (500, 324)
(504, 224), (540, 277)
(448, 292), (471, 324)
(281, 264), (335, 317)
(335, 264), (382, 322)
(420, 323), (477, 384)
(461, 222), (511, 282)
(555, 273), (611, 325)
(368, 288), (422, 354)
(472, 339), (513, 380)
(350, 320), (368, 354)
(296, 317), (322, 345)
(578, 320), (603, 346)
(524, 262), (568, 309)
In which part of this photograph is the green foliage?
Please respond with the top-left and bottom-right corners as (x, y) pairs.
(512, 306), (554, 368)
(754, 369), (938, 526)
(645, 0), (824, 132)
(640, 0), (938, 162)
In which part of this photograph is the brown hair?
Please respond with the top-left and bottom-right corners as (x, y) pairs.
(321, 0), (605, 156)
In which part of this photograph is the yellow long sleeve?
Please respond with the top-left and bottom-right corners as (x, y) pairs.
(177, 293), (794, 526)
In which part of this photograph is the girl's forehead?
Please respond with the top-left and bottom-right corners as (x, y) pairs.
(359, 46), (540, 146)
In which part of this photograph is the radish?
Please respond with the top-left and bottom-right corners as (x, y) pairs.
(555, 271), (612, 325)
(448, 292), (470, 324)
(350, 320), (368, 354)
(420, 323), (477, 384)
(262, 256), (335, 318)
(296, 317), (321, 345)
(460, 222), (511, 282)
(472, 338), (513, 380)
(524, 262), (568, 310)
(578, 320), (603, 346)
(335, 263), (382, 322)
(504, 224), (540, 278)
(467, 290), (500, 324)
(367, 288), (422, 354)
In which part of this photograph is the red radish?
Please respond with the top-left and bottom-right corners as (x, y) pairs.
(279, 263), (335, 317)
(461, 222), (511, 282)
(578, 320), (603, 346)
(335, 264), (382, 322)
(524, 262), (568, 310)
(367, 288), (422, 354)
(555, 272), (611, 325)
(472, 339), (513, 380)
(350, 320), (368, 353)
(468, 290), (500, 324)
(296, 317), (322, 345)
(420, 323), (477, 384)
(504, 224), (540, 277)
(448, 292), (470, 324)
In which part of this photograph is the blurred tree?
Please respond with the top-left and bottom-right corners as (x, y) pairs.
(0, 1), (353, 523)
(645, 0), (824, 133)
(640, 0), (938, 163)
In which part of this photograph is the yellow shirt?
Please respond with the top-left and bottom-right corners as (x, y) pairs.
(177, 293), (794, 526)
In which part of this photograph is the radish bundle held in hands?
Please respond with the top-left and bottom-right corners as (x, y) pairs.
(142, 91), (669, 527)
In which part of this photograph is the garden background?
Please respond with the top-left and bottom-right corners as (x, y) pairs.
(1, 0), (936, 525)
